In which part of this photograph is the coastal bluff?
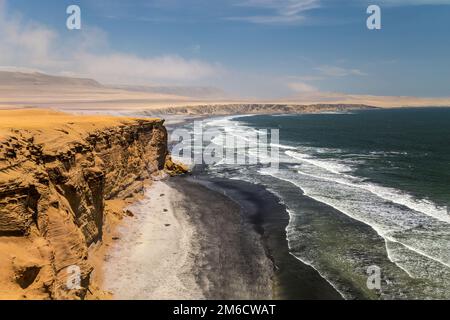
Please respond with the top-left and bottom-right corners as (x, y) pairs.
(144, 103), (377, 116)
(0, 109), (182, 299)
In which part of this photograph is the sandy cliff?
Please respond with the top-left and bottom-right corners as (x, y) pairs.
(0, 109), (179, 299)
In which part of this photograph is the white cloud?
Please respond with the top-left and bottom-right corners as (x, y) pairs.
(0, 0), (58, 69)
(315, 65), (367, 77)
(0, 0), (221, 85)
(76, 53), (221, 84)
(288, 81), (319, 93)
(229, 0), (320, 24)
(285, 65), (367, 95)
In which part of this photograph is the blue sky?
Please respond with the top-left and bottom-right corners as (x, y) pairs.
(1, 0), (449, 98)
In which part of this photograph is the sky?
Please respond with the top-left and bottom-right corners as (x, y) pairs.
(0, 0), (449, 99)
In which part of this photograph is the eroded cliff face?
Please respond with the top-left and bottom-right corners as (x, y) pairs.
(0, 110), (174, 299)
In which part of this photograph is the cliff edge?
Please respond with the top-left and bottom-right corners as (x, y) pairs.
(0, 109), (179, 299)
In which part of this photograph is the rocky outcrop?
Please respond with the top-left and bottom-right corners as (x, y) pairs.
(0, 112), (172, 299)
(164, 157), (189, 176)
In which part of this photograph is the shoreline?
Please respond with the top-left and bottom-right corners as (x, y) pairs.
(162, 112), (344, 299)
(100, 178), (273, 299)
(188, 174), (343, 300)
(98, 171), (344, 299)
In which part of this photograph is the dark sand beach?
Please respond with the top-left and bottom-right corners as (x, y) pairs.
(103, 176), (273, 299)
(185, 173), (343, 300)
(167, 177), (274, 299)
(103, 172), (343, 299)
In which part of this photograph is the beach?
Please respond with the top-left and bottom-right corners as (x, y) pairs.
(100, 164), (347, 300)
(102, 178), (274, 300)
(101, 181), (203, 299)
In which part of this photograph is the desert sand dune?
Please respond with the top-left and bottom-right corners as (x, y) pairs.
(0, 71), (449, 112)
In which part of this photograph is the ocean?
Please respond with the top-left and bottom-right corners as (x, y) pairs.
(175, 107), (450, 299)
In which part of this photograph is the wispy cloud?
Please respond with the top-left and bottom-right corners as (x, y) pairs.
(285, 64), (367, 94)
(227, 0), (320, 24)
(76, 53), (221, 84)
(315, 65), (367, 77)
(226, 0), (450, 24)
(378, 0), (450, 5)
(287, 81), (319, 93)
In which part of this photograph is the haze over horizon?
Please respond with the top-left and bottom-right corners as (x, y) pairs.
(0, 0), (449, 99)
